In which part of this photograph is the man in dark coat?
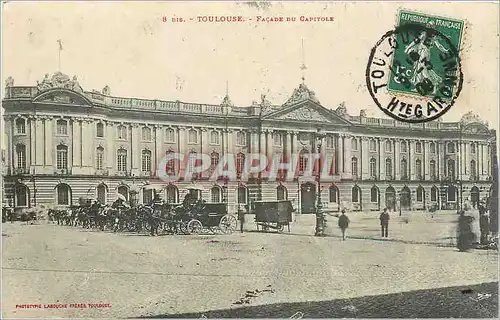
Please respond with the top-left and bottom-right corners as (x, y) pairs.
(479, 204), (490, 245)
(237, 205), (245, 233)
(379, 208), (390, 237)
(338, 209), (350, 241)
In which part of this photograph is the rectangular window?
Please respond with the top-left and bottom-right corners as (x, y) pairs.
(117, 126), (127, 140)
(210, 131), (220, 145)
(96, 123), (104, 138)
(165, 128), (176, 143)
(16, 119), (26, 134)
(188, 129), (198, 144)
(57, 120), (68, 135)
(96, 149), (104, 170)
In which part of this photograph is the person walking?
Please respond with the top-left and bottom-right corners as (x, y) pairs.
(379, 208), (390, 237)
(338, 209), (350, 240)
(479, 203), (490, 245)
(237, 205), (245, 233)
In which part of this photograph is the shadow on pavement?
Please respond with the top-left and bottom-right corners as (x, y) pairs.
(137, 282), (498, 318)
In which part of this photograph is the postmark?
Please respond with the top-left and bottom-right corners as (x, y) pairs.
(366, 10), (465, 123)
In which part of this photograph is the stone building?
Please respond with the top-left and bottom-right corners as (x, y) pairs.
(2, 72), (497, 213)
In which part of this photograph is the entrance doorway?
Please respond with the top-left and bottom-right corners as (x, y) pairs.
(470, 186), (480, 208)
(400, 186), (411, 210)
(385, 186), (396, 212)
(300, 182), (316, 214)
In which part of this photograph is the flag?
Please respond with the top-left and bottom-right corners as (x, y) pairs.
(57, 39), (63, 51)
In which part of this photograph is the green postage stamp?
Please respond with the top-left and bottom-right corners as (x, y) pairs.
(386, 10), (465, 100)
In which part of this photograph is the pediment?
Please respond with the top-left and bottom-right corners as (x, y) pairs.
(463, 122), (490, 134)
(263, 101), (351, 125)
(33, 88), (92, 106)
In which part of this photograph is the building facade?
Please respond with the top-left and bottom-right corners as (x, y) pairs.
(2, 72), (497, 213)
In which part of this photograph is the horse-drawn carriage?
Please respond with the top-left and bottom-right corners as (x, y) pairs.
(253, 200), (294, 232)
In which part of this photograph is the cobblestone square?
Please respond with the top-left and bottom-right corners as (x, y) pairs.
(2, 211), (498, 318)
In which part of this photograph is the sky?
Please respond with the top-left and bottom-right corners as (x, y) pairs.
(1, 1), (499, 129)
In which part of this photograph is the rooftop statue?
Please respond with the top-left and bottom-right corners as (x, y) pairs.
(36, 72), (83, 93)
(283, 83), (320, 107)
(460, 111), (487, 127)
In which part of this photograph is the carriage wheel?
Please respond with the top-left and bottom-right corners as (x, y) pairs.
(219, 215), (237, 234)
(187, 219), (203, 235)
(277, 224), (285, 233)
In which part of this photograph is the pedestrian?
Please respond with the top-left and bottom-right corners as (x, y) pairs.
(479, 203), (490, 245)
(237, 205), (245, 233)
(379, 208), (390, 237)
(338, 209), (350, 240)
(457, 206), (474, 252)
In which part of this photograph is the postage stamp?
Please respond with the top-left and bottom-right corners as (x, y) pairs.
(366, 10), (466, 123)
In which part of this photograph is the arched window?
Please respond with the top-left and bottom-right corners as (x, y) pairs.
(277, 185), (287, 200)
(236, 153), (245, 178)
(274, 132), (282, 146)
(369, 158), (377, 177)
(117, 185), (129, 201)
(56, 145), (68, 170)
(385, 140), (392, 152)
(56, 119), (68, 135)
(141, 127), (152, 141)
(96, 123), (104, 138)
(211, 186), (221, 203)
(430, 160), (437, 179)
(400, 141), (407, 153)
(370, 186), (379, 203)
(16, 144), (26, 169)
(210, 152), (219, 175)
(96, 184), (107, 204)
(237, 186), (248, 204)
(369, 139), (377, 152)
(447, 185), (457, 202)
(165, 150), (177, 175)
(400, 158), (408, 179)
(117, 149), (127, 172)
(416, 186), (424, 202)
(415, 141), (422, 153)
(385, 158), (392, 178)
(56, 184), (71, 205)
(351, 138), (358, 151)
(447, 159), (456, 179)
(329, 185), (339, 203)
(16, 118), (26, 134)
(415, 159), (422, 179)
(210, 131), (220, 145)
(96, 147), (104, 170)
(429, 142), (436, 153)
(188, 129), (198, 144)
(352, 186), (361, 203)
(470, 160), (477, 179)
(351, 157), (359, 177)
(15, 184), (29, 207)
(431, 186), (438, 202)
(166, 185), (178, 203)
(117, 125), (127, 140)
(299, 150), (309, 175)
(141, 149), (152, 173)
(471, 143), (476, 154)
(165, 128), (176, 143)
(143, 189), (153, 204)
(447, 142), (455, 154)
(236, 131), (246, 146)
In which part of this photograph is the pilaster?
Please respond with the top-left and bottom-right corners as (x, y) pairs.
(394, 138), (400, 180)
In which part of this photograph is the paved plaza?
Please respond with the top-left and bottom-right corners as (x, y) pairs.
(2, 210), (498, 318)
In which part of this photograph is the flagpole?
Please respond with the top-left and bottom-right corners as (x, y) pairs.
(57, 39), (62, 71)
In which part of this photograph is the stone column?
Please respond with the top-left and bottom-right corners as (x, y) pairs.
(106, 122), (115, 173)
(361, 137), (369, 179)
(336, 134), (342, 174)
(394, 139), (400, 180)
(44, 117), (54, 167)
(155, 125), (163, 176)
(438, 141), (445, 179)
(266, 129), (273, 161)
(28, 116), (35, 169)
(409, 140), (415, 180)
(380, 138), (386, 179)
(424, 141), (429, 180)
(81, 120), (94, 174)
(35, 117), (44, 167)
(481, 143), (486, 177)
(72, 119), (82, 168)
(259, 129), (266, 156)
(178, 126), (186, 176)
(463, 142), (469, 178)
(285, 132), (292, 172)
(130, 124), (140, 175)
(342, 134), (352, 178)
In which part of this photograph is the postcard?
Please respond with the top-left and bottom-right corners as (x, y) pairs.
(1, 1), (498, 319)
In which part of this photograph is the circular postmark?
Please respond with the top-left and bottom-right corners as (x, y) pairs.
(366, 23), (463, 123)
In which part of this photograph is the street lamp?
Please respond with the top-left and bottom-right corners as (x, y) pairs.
(455, 179), (463, 211)
(314, 128), (327, 237)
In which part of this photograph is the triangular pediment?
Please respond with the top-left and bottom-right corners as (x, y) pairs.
(263, 100), (351, 125)
(33, 88), (92, 106)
